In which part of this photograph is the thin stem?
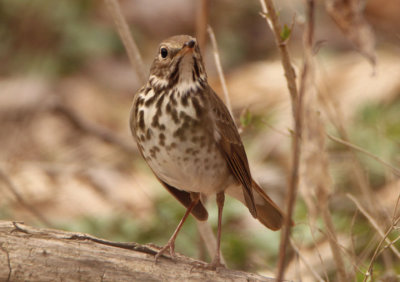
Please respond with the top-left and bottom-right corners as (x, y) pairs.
(207, 26), (233, 116)
(52, 102), (137, 154)
(347, 194), (400, 259)
(290, 239), (325, 282)
(0, 170), (51, 226)
(259, 1), (302, 280)
(259, 0), (299, 104)
(363, 215), (400, 282)
(320, 200), (348, 281)
(104, 0), (147, 84)
(196, 0), (210, 51)
(327, 133), (400, 177)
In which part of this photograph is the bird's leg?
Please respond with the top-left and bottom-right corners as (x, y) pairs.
(155, 192), (200, 261)
(208, 191), (226, 269)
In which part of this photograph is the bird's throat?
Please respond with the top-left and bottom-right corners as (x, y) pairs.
(176, 55), (201, 95)
(179, 55), (194, 82)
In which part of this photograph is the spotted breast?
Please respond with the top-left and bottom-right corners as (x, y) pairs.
(132, 80), (231, 196)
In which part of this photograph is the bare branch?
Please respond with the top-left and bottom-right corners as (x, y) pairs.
(317, 48), (390, 228)
(327, 133), (400, 177)
(259, 0), (303, 280)
(0, 170), (51, 226)
(196, 0), (210, 51)
(290, 239), (325, 282)
(259, 0), (299, 104)
(51, 102), (138, 155)
(320, 201), (349, 281)
(259, 1), (304, 280)
(363, 215), (400, 281)
(392, 193), (400, 224)
(309, 221), (330, 282)
(347, 194), (400, 259)
(207, 26), (233, 116)
(104, 0), (147, 84)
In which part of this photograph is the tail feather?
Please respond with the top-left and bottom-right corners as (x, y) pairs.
(251, 180), (284, 230)
(226, 180), (290, 230)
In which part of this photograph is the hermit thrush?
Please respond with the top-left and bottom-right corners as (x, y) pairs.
(130, 35), (285, 268)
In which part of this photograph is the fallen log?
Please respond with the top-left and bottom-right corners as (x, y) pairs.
(0, 221), (275, 281)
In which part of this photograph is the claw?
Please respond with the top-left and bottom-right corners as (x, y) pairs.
(155, 240), (175, 262)
(189, 259), (226, 271)
(206, 258), (226, 270)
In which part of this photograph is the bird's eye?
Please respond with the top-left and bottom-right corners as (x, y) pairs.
(160, 48), (168, 58)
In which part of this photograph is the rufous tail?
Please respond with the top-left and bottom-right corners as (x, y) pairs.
(226, 180), (291, 230)
(251, 180), (285, 230)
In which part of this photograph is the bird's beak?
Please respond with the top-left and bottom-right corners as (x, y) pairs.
(178, 39), (196, 56)
(184, 39), (196, 49)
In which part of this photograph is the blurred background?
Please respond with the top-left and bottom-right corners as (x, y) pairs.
(0, 0), (399, 280)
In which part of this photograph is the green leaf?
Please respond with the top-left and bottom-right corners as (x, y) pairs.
(280, 24), (291, 41)
(240, 109), (253, 127)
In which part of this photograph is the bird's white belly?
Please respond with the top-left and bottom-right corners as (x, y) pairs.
(137, 95), (229, 195)
(147, 141), (228, 195)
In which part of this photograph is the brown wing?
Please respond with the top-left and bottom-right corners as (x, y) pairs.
(206, 88), (257, 217)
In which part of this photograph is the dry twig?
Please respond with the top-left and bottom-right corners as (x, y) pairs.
(317, 60), (380, 219)
(308, 221), (330, 282)
(363, 214), (400, 282)
(52, 102), (138, 155)
(347, 194), (400, 259)
(327, 133), (400, 177)
(196, 0), (210, 51)
(290, 239), (325, 282)
(298, 0), (349, 280)
(320, 204), (349, 281)
(259, 1), (302, 280)
(392, 193), (400, 223)
(207, 26), (233, 115)
(0, 169), (51, 226)
(316, 52), (397, 275)
(104, 0), (147, 83)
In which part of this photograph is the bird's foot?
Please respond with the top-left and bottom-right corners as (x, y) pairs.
(154, 240), (175, 262)
(205, 257), (226, 270)
(190, 256), (226, 271)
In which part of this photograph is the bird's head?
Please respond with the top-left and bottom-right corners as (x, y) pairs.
(149, 35), (207, 92)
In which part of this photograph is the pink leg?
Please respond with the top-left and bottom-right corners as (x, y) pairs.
(209, 192), (226, 269)
(155, 193), (200, 261)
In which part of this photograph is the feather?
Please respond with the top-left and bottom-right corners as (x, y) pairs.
(207, 87), (257, 217)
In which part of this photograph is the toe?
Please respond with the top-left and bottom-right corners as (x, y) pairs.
(155, 242), (176, 261)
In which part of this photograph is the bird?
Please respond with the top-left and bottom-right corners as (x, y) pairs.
(130, 34), (286, 269)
